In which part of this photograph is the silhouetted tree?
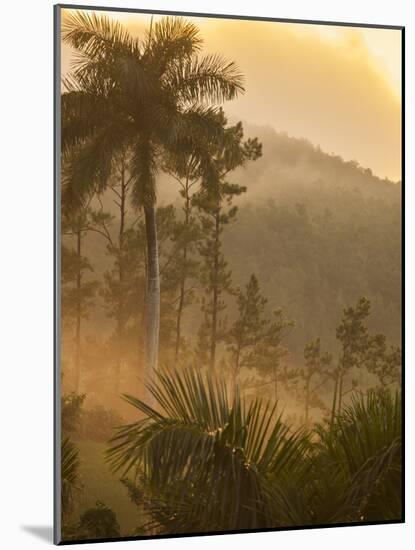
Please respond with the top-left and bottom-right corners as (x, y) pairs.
(62, 12), (244, 381)
(331, 297), (371, 425)
(365, 334), (401, 388)
(87, 152), (146, 393)
(194, 116), (261, 370)
(62, 205), (99, 392)
(162, 155), (203, 362)
(253, 308), (295, 401)
(300, 338), (332, 425)
(226, 274), (268, 394)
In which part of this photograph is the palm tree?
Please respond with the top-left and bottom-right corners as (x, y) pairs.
(107, 371), (401, 533)
(107, 367), (309, 533)
(314, 389), (402, 523)
(276, 389), (402, 527)
(61, 11), (244, 380)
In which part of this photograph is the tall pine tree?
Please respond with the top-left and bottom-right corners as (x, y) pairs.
(226, 274), (268, 394)
(300, 338), (332, 425)
(62, 203), (99, 393)
(194, 115), (261, 370)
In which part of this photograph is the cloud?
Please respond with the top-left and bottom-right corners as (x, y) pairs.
(200, 19), (401, 181)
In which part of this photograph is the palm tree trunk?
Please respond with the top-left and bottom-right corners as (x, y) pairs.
(74, 227), (82, 393)
(144, 204), (160, 381)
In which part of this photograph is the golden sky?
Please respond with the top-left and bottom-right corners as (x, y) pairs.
(61, 9), (402, 181)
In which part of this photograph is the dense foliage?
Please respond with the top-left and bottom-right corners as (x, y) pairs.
(107, 369), (401, 533)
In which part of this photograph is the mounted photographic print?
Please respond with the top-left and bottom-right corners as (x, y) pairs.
(54, 4), (404, 544)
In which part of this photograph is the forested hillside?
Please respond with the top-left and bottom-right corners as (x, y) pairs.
(222, 125), (402, 354)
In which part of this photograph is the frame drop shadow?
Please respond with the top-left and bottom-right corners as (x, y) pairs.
(21, 525), (53, 543)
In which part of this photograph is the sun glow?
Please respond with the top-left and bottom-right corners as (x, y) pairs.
(61, 8), (402, 180)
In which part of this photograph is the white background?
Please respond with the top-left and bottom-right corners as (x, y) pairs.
(0, 0), (412, 548)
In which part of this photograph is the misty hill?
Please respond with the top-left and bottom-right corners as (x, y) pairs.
(221, 125), (401, 355)
(234, 124), (401, 200)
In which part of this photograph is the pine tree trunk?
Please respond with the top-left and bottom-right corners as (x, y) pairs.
(144, 204), (160, 382)
(174, 191), (190, 362)
(231, 344), (241, 403)
(274, 364), (278, 402)
(74, 227), (82, 393)
(114, 167), (127, 394)
(210, 209), (220, 371)
(330, 370), (339, 428)
(337, 370), (344, 414)
(305, 374), (310, 426)
(175, 262), (186, 362)
(337, 349), (348, 415)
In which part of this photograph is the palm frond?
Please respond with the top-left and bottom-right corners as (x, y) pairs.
(62, 124), (130, 213)
(106, 367), (308, 532)
(317, 389), (401, 477)
(61, 90), (110, 153)
(167, 53), (245, 104)
(146, 17), (203, 75)
(313, 389), (402, 522)
(345, 435), (402, 521)
(61, 437), (81, 519)
(62, 11), (140, 60)
(258, 389), (402, 527)
(168, 104), (223, 148)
